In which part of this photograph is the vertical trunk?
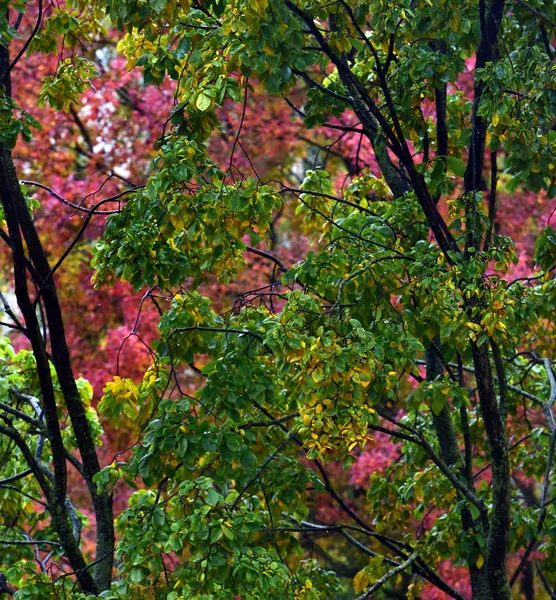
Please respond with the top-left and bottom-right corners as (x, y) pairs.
(426, 341), (460, 466)
(462, 2), (510, 596)
(520, 561), (534, 600)
(472, 342), (511, 600)
(426, 341), (490, 598)
(0, 38), (114, 592)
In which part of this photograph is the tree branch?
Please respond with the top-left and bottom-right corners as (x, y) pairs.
(355, 550), (418, 600)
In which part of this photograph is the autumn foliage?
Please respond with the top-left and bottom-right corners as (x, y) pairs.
(0, 2), (555, 600)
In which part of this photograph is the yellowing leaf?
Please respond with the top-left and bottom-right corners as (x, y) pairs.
(311, 368), (324, 383)
(476, 554), (484, 569)
(492, 113), (499, 127)
(353, 569), (370, 594)
(195, 92), (212, 112)
(170, 214), (184, 230)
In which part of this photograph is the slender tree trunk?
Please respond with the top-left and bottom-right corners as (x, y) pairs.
(472, 343), (511, 600)
(0, 38), (114, 593)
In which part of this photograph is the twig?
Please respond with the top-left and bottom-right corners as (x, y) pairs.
(231, 434), (294, 509)
(167, 325), (263, 344)
(355, 550), (418, 599)
(0, 539), (63, 547)
(513, 0), (556, 26)
(20, 180), (136, 215)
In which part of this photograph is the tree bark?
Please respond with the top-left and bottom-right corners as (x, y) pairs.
(472, 342), (511, 600)
(0, 39), (114, 593)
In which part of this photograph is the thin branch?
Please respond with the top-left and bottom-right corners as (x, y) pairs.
(292, 68), (352, 104)
(376, 409), (488, 514)
(0, 423), (51, 495)
(0, 484), (47, 506)
(0, 290), (24, 330)
(355, 550), (418, 599)
(232, 434), (294, 509)
(0, 469), (32, 485)
(0, 539), (63, 547)
(536, 561), (556, 598)
(299, 520), (401, 567)
(0, 401), (42, 427)
(240, 412), (299, 430)
(415, 358), (546, 408)
(539, 21), (554, 60)
(167, 326), (263, 343)
(513, 0), (556, 26)
(20, 180), (137, 215)
(246, 246), (288, 272)
(510, 425), (556, 586)
(280, 186), (381, 217)
(5, 0), (43, 78)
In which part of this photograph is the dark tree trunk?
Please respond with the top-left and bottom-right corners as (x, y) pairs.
(0, 39), (114, 594)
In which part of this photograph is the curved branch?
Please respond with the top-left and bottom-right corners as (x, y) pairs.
(0, 401), (42, 428)
(0, 468), (32, 485)
(246, 246), (288, 272)
(20, 180), (137, 215)
(5, 0), (43, 78)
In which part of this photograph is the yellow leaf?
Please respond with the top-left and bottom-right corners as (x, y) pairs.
(476, 554), (484, 569)
(353, 569), (370, 594)
(170, 214), (184, 230)
(492, 113), (499, 127)
(492, 300), (504, 310)
(444, 489), (456, 502)
(311, 368), (324, 383)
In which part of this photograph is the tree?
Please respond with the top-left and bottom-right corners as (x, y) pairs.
(0, 1), (555, 599)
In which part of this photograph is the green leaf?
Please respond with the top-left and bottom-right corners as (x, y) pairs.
(211, 527), (223, 543)
(469, 503), (481, 521)
(446, 156), (467, 177)
(206, 489), (219, 506)
(431, 393), (445, 416)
